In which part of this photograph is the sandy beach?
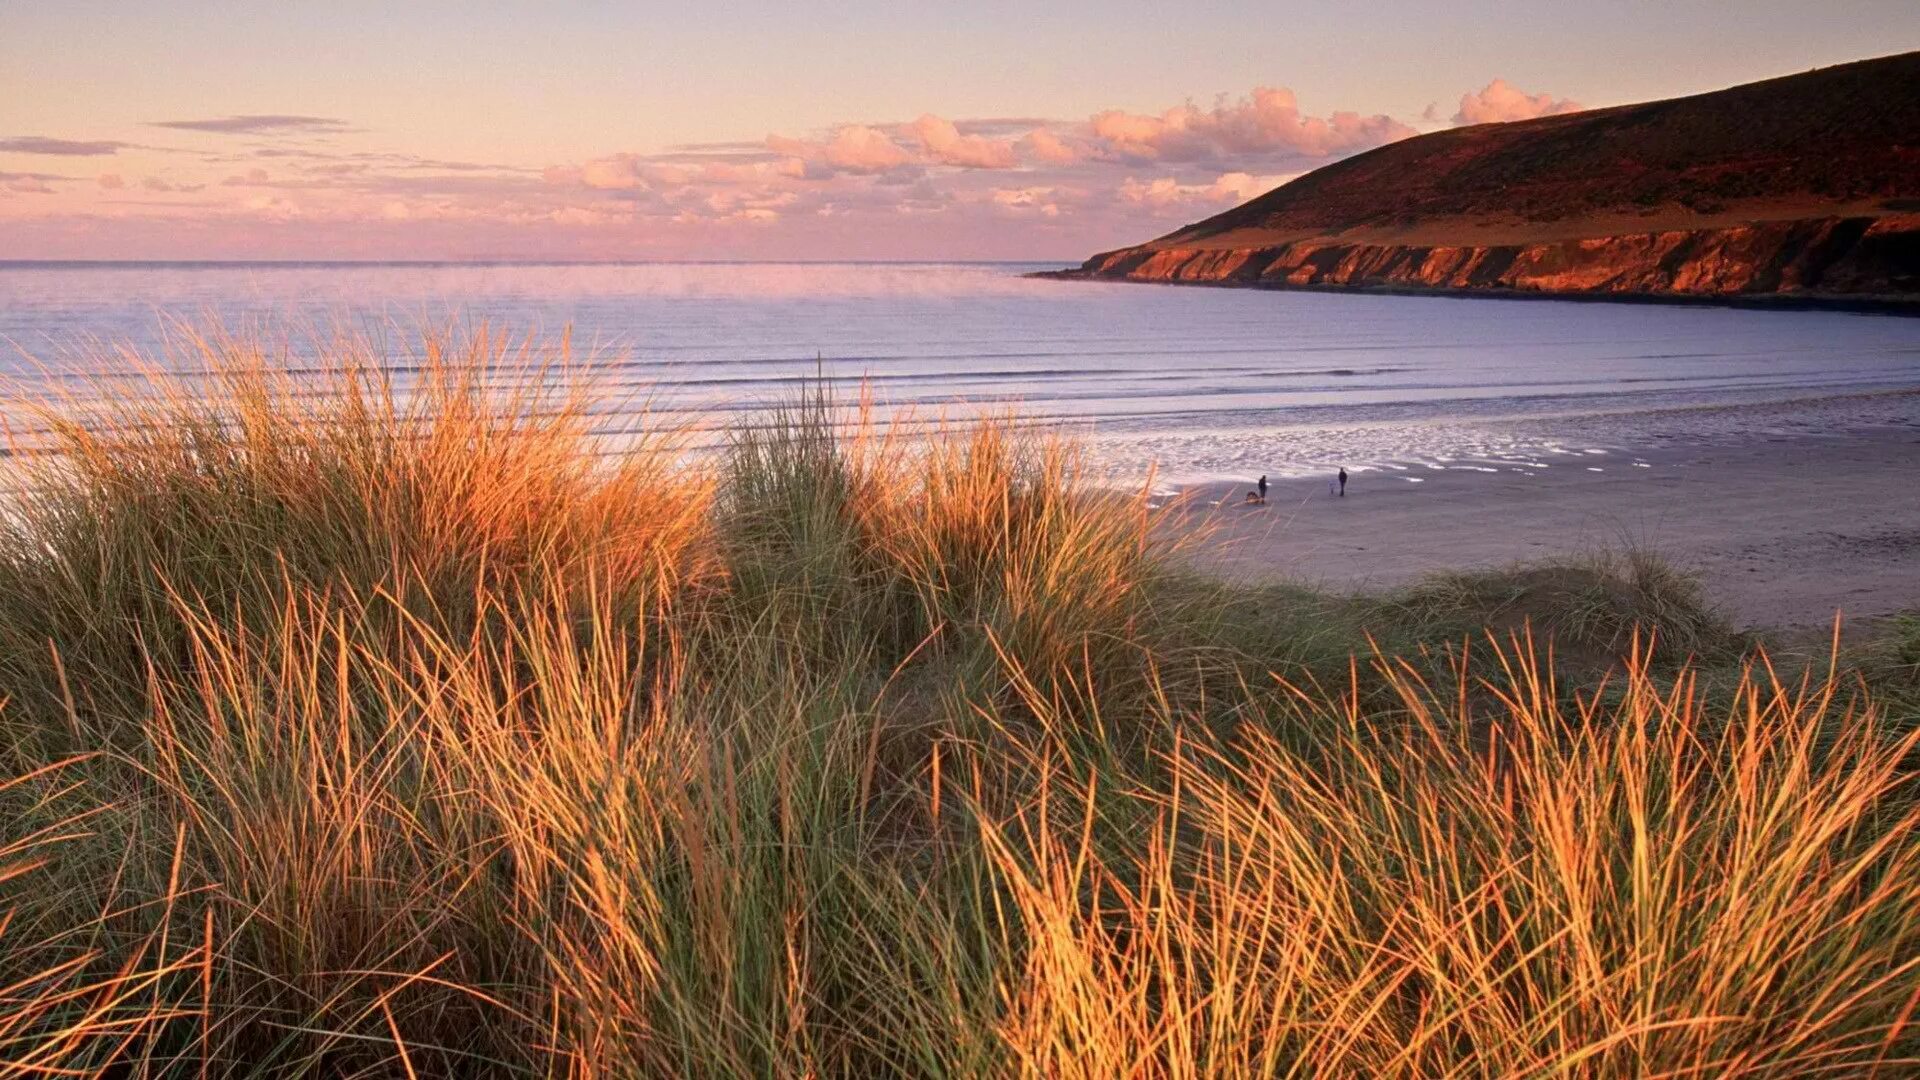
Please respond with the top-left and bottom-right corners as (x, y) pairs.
(1174, 425), (1920, 631)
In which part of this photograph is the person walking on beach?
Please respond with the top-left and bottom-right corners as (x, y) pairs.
(1257, 474), (1268, 502)
(1337, 468), (1348, 497)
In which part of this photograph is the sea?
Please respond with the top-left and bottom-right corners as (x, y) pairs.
(3, 260), (1917, 489)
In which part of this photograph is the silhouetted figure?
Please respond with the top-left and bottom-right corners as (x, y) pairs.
(1257, 474), (1267, 501)
(1337, 468), (1348, 497)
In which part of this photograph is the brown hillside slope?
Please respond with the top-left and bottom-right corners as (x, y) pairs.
(1059, 52), (1920, 305)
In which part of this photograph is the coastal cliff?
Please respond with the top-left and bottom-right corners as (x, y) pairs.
(1056, 52), (1920, 306)
(1071, 214), (1920, 302)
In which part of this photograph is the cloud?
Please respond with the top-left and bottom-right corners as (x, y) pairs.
(581, 154), (648, 190)
(548, 204), (635, 227)
(0, 171), (65, 194)
(1208, 171), (1291, 202)
(768, 124), (916, 175)
(546, 152), (793, 195)
(1087, 87), (1414, 165)
(395, 158), (509, 173)
(243, 146), (532, 174)
(665, 140), (768, 154)
(989, 186), (1066, 217)
(241, 193), (303, 220)
(821, 126), (913, 173)
(14, 81), (1435, 257)
(542, 84), (1411, 230)
(1018, 126), (1086, 165)
(149, 115), (353, 135)
(768, 116), (1013, 176)
(954, 117), (1057, 136)
(505, 81), (1421, 258)
(907, 115), (1016, 169)
(1117, 170), (1294, 211)
(0, 136), (131, 156)
(1451, 80), (1584, 125)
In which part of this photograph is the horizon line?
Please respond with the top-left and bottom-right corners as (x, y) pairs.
(0, 257), (1080, 269)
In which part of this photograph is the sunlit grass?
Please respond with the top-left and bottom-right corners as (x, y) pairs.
(1, 325), (1915, 1076)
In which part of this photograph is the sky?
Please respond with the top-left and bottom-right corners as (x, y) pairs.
(3, 1), (1916, 261)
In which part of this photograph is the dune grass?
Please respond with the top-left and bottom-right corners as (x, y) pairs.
(1, 325), (1917, 1077)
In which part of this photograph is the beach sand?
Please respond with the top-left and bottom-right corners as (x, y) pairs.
(1171, 426), (1920, 631)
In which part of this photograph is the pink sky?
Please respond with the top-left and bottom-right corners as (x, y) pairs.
(0, 82), (1576, 261)
(3, 3), (1912, 260)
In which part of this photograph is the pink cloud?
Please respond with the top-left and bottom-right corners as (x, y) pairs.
(581, 154), (648, 190)
(240, 194), (302, 220)
(1019, 126), (1085, 165)
(0, 172), (63, 194)
(8, 81), (1431, 258)
(1116, 170), (1293, 212)
(988, 185), (1068, 217)
(765, 115), (1018, 176)
(750, 87), (1408, 188)
(547, 153), (798, 202)
(547, 205), (635, 227)
(1088, 87), (1414, 164)
(1208, 171), (1291, 202)
(786, 125), (915, 174)
(97, 173), (126, 190)
(907, 114), (1016, 169)
(142, 175), (207, 193)
(1452, 79), (1584, 125)
(817, 125), (913, 171)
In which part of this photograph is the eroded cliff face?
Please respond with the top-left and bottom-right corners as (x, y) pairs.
(1067, 215), (1920, 303)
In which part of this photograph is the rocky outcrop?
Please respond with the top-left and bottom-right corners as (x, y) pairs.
(1062, 215), (1920, 305)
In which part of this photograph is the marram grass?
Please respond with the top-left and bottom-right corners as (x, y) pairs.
(0, 326), (1916, 1077)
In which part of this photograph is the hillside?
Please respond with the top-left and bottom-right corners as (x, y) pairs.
(1056, 51), (1920, 304)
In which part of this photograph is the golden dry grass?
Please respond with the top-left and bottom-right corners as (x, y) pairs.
(0, 325), (1915, 1077)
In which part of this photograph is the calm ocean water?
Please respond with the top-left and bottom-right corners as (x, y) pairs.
(3, 260), (1917, 486)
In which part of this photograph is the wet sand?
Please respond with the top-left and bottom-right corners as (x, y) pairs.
(1173, 426), (1920, 631)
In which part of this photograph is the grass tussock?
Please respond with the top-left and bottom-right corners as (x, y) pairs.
(1375, 548), (1738, 664)
(0, 324), (1916, 1077)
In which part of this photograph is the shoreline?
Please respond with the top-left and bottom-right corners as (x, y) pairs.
(1166, 424), (1920, 632)
(1029, 268), (1920, 316)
